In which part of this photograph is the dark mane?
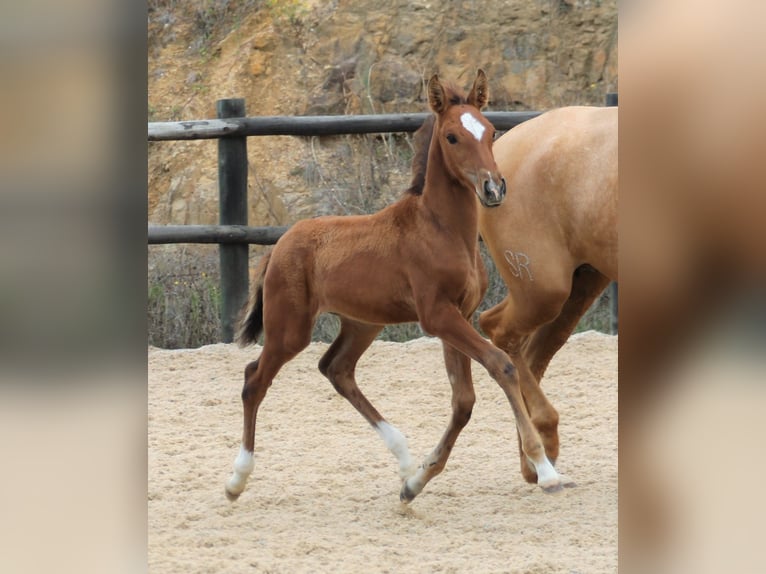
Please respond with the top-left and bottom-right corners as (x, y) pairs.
(405, 83), (468, 196)
(405, 115), (434, 196)
(443, 82), (468, 106)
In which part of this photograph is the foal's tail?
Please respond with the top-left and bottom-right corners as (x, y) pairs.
(235, 251), (271, 347)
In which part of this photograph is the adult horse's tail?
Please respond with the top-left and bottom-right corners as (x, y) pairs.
(235, 252), (271, 347)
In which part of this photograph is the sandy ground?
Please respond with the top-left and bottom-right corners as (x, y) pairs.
(148, 331), (617, 573)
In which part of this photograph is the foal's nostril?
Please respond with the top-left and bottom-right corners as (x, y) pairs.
(484, 183), (497, 201)
(482, 178), (504, 204)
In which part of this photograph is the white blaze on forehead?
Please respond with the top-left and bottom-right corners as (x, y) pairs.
(460, 111), (486, 141)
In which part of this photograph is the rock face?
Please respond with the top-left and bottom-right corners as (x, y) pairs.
(148, 0), (617, 227)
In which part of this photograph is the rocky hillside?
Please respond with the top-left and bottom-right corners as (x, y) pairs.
(148, 0), (617, 228)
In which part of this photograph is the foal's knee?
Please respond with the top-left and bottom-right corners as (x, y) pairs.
(484, 347), (517, 382)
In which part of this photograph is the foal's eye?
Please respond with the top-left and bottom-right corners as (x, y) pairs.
(446, 134), (458, 144)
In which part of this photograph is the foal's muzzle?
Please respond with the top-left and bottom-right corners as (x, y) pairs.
(479, 176), (507, 208)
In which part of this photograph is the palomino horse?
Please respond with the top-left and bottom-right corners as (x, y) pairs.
(478, 106), (618, 484)
(225, 70), (572, 504)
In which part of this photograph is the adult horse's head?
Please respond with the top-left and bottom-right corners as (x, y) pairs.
(427, 69), (507, 208)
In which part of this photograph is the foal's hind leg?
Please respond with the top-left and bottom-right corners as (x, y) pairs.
(225, 316), (313, 501)
(400, 342), (475, 502)
(318, 318), (416, 481)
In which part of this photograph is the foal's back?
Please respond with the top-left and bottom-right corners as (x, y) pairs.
(262, 195), (424, 326)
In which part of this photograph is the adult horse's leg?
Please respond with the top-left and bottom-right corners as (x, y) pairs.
(318, 318), (416, 481)
(225, 312), (314, 501)
(524, 266), (612, 381)
(400, 342), (475, 501)
(415, 303), (569, 498)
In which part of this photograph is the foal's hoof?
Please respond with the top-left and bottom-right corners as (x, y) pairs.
(225, 488), (241, 502)
(399, 483), (418, 503)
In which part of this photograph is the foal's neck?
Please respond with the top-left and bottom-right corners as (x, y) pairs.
(421, 139), (480, 250)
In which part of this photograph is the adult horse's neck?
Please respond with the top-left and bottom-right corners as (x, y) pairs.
(420, 129), (480, 252)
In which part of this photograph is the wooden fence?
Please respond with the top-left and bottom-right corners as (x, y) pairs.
(148, 96), (617, 342)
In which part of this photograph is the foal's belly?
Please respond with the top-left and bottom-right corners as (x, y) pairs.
(314, 256), (418, 325)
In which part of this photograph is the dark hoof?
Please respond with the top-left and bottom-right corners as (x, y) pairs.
(400, 484), (417, 503)
(541, 482), (565, 494)
(225, 488), (240, 502)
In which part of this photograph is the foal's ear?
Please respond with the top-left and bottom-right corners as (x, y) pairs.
(467, 69), (489, 110)
(427, 74), (447, 114)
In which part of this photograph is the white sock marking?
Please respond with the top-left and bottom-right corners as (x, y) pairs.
(533, 455), (560, 487)
(226, 444), (255, 495)
(375, 421), (415, 478)
(461, 112), (485, 141)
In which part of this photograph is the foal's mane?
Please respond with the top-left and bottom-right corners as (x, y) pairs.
(405, 82), (468, 196)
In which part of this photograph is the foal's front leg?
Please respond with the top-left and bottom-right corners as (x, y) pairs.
(480, 299), (562, 483)
(400, 342), (475, 502)
(419, 303), (568, 496)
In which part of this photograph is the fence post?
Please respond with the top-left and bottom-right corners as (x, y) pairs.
(605, 92), (618, 334)
(217, 98), (249, 343)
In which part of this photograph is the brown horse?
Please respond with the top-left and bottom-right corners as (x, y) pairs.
(477, 106), (618, 484)
(225, 70), (572, 504)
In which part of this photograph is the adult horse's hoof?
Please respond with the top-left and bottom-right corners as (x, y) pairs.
(541, 482), (564, 494)
(539, 474), (576, 493)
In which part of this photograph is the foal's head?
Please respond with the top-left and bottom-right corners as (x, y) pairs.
(427, 70), (506, 208)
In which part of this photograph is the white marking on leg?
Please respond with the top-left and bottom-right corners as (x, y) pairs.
(460, 111), (486, 141)
(532, 454), (561, 489)
(226, 444), (254, 496)
(376, 421), (415, 480)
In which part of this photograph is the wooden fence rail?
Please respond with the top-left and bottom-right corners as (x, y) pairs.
(148, 111), (541, 141)
(148, 97), (617, 342)
(148, 224), (289, 245)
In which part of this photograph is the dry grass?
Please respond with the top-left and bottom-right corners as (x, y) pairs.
(148, 135), (614, 349)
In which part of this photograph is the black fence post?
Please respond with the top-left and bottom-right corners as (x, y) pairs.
(217, 98), (249, 343)
(605, 92), (618, 334)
